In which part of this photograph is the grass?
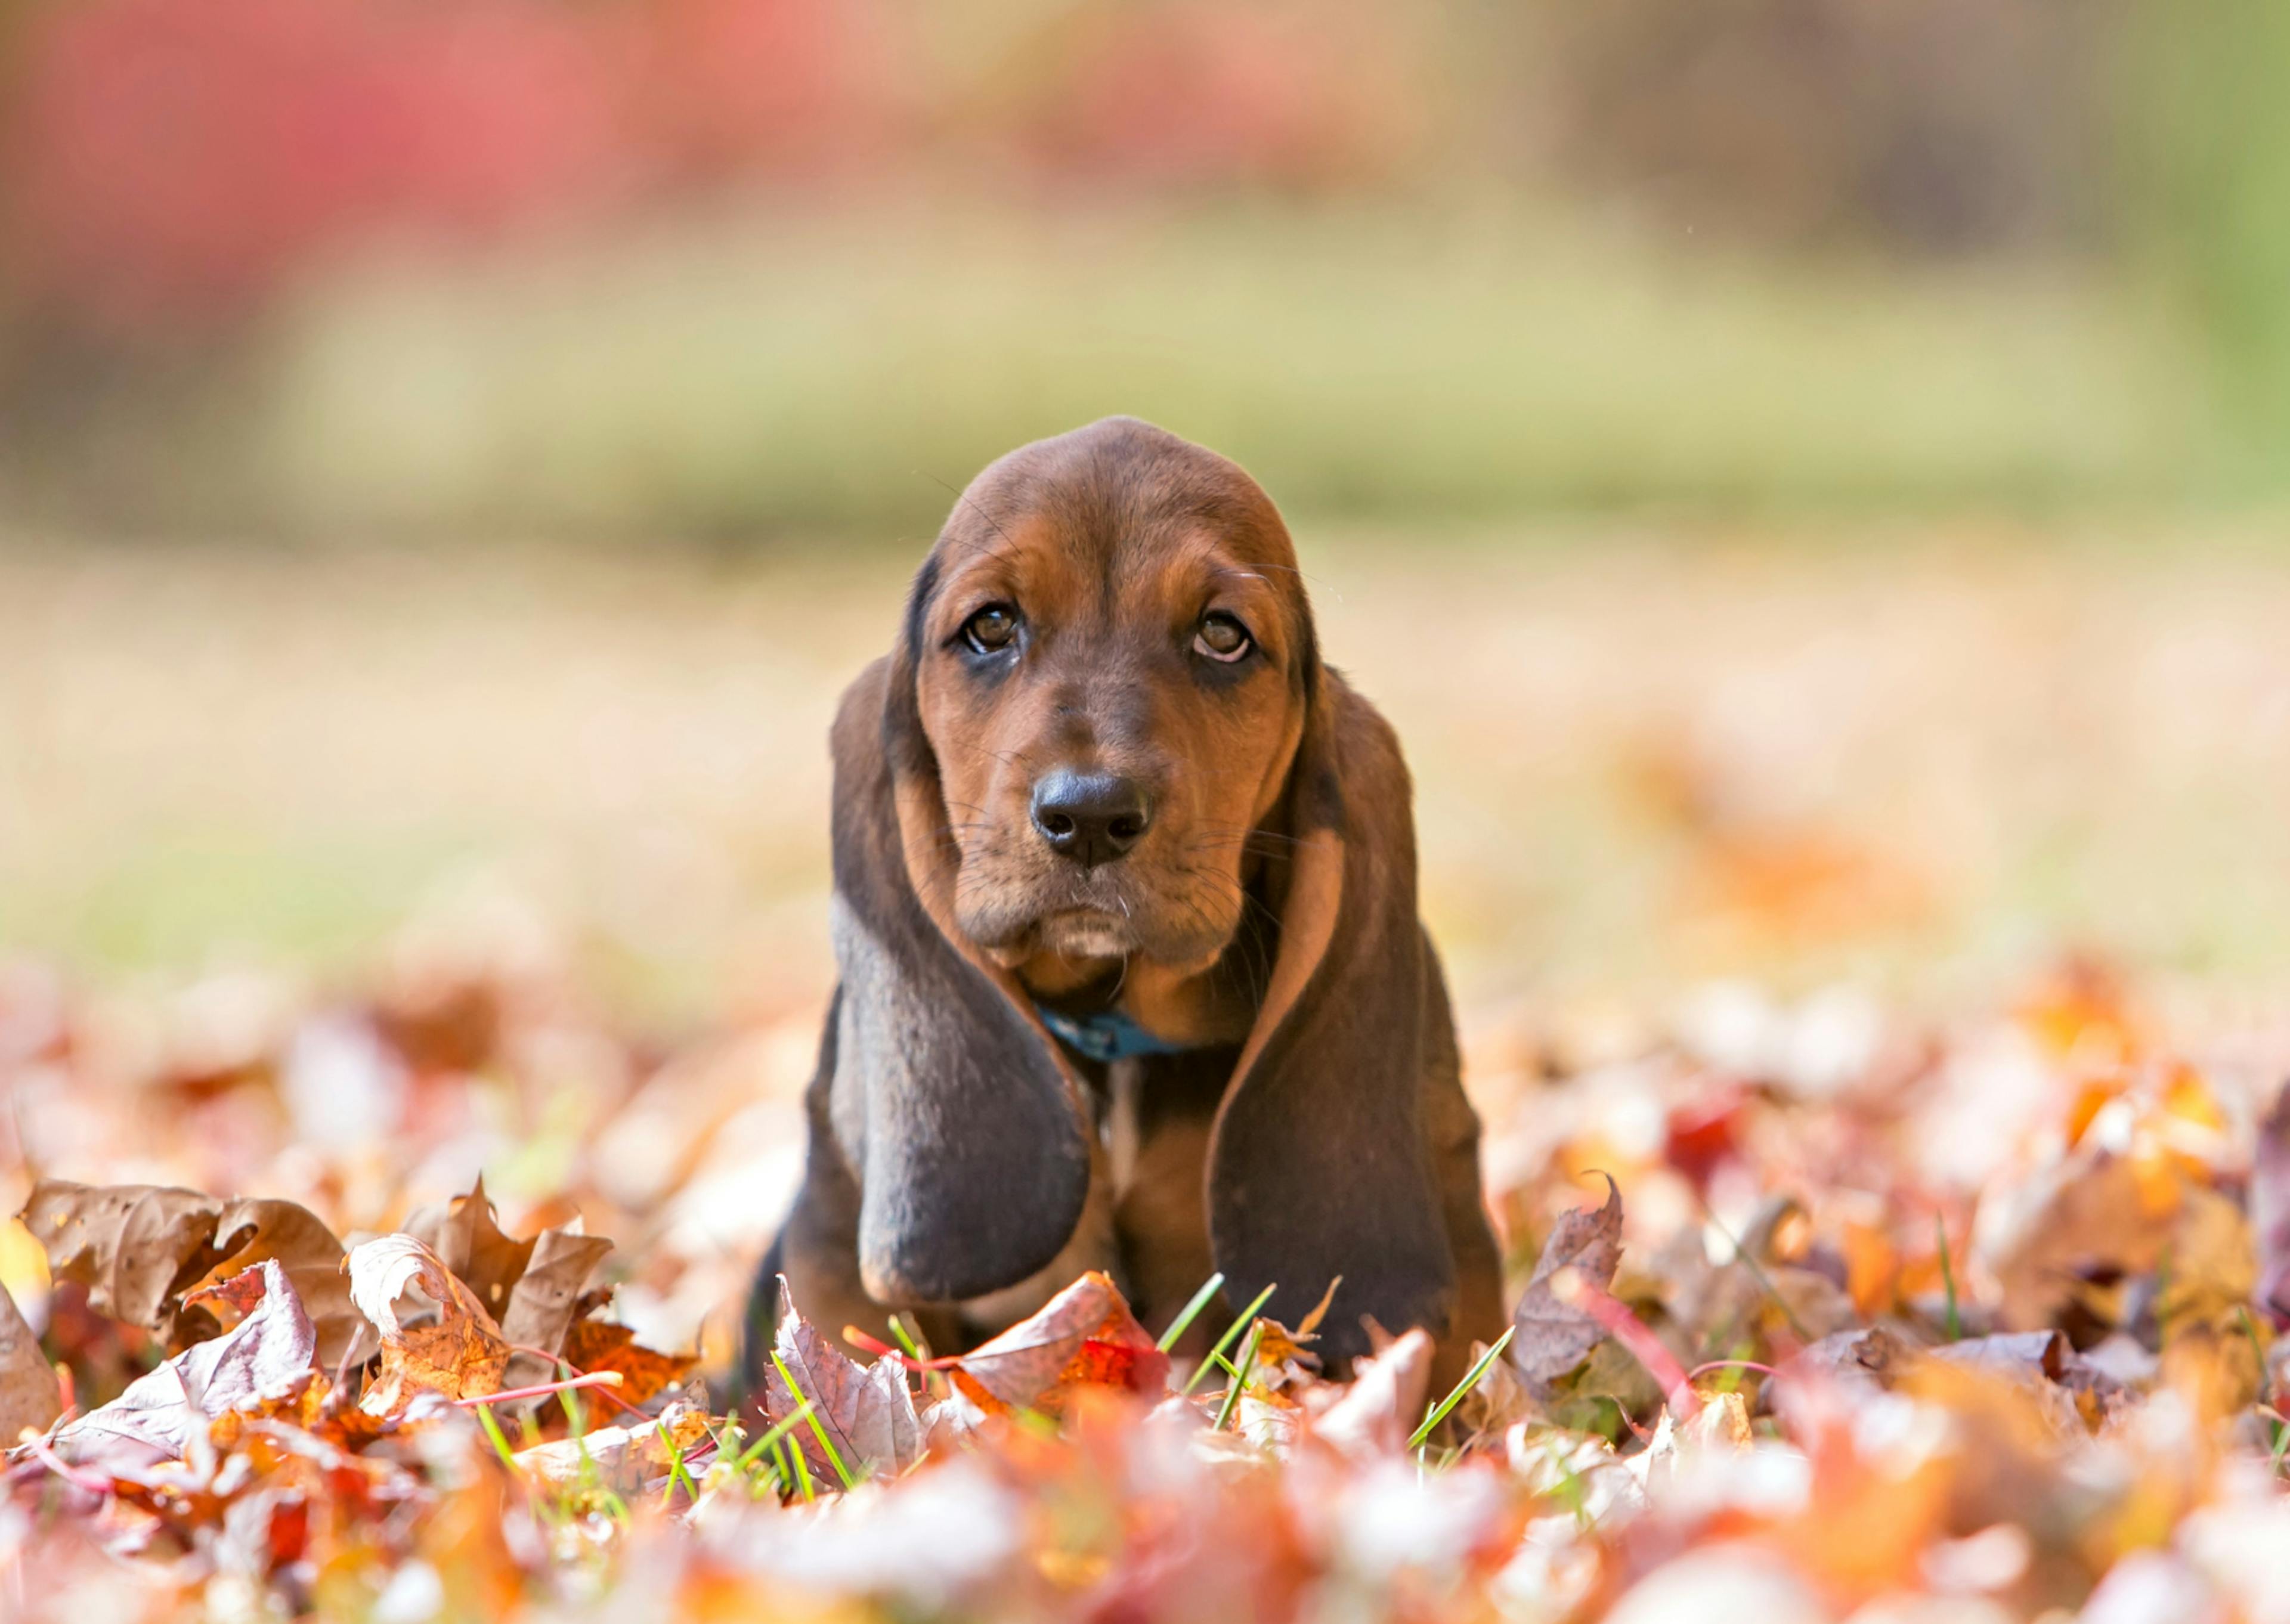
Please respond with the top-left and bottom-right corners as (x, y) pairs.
(1184, 1284), (1279, 1398)
(1410, 1328), (1517, 1451)
(247, 199), (2211, 539)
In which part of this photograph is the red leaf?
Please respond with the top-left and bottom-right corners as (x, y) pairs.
(945, 1271), (1169, 1415)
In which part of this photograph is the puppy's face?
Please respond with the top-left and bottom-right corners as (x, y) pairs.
(909, 429), (1310, 978)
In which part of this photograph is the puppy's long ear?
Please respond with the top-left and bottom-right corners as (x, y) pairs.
(824, 651), (1093, 1306)
(1207, 668), (1457, 1367)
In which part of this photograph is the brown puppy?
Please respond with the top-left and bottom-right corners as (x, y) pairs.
(747, 417), (1503, 1389)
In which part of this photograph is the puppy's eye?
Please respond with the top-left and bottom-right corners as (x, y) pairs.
(961, 604), (1021, 654)
(1193, 612), (1252, 663)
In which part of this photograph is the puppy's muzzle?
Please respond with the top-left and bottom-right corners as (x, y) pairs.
(1029, 769), (1151, 869)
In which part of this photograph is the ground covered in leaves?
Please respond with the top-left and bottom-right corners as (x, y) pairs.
(10, 935), (2290, 1623)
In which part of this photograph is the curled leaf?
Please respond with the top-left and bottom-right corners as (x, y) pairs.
(346, 1234), (510, 1415)
(47, 1260), (315, 1470)
(21, 1180), (224, 1332)
(1509, 1176), (1624, 1395)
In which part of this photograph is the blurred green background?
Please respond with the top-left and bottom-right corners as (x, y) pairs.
(2, 0), (2286, 535)
(5, 0), (2290, 1014)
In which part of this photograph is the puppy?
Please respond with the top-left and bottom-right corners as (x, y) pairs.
(748, 417), (1503, 1389)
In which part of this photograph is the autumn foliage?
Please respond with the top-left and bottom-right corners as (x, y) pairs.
(8, 946), (2290, 1620)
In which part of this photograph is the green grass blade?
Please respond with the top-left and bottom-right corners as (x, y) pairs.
(1935, 1215), (1962, 1341)
(657, 1420), (700, 1511)
(1157, 1272), (1227, 1353)
(886, 1314), (926, 1363)
(732, 1400), (816, 1472)
(474, 1401), (522, 1477)
(1409, 1327), (1516, 1451)
(1213, 1320), (1268, 1431)
(1183, 1282), (1277, 1396)
(772, 1350), (857, 1490)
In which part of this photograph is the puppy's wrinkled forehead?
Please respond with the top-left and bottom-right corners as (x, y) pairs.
(915, 419), (1307, 664)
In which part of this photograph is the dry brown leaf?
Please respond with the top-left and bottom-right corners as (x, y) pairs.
(1985, 1148), (2170, 1332)
(403, 1176), (536, 1320)
(1510, 1176), (1624, 1395)
(0, 1282), (61, 1443)
(404, 1178), (615, 1386)
(347, 1234), (510, 1415)
(21, 1180), (225, 1332)
(185, 1198), (360, 1368)
(945, 1271), (1169, 1416)
(1929, 1330), (2068, 1384)
(497, 1225), (614, 1387)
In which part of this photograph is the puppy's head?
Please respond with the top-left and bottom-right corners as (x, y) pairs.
(896, 417), (1312, 978)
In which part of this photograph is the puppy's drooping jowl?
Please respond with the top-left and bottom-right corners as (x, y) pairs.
(750, 417), (1503, 1387)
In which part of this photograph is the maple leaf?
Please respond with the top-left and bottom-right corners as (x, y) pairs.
(497, 1225), (614, 1386)
(405, 1177), (614, 1386)
(0, 1282), (61, 1443)
(45, 1260), (316, 1471)
(1509, 1176), (1624, 1395)
(759, 1278), (923, 1485)
(347, 1234), (510, 1415)
(945, 1271), (1171, 1415)
(403, 1175), (537, 1318)
(561, 1319), (697, 1408)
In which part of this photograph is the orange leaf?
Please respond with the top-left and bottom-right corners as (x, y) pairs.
(945, 1271), (1169, 1416)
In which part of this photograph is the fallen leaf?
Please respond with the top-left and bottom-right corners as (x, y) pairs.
(1984, 1148), (2170, 1332)
(759, 1278), (923, 1485)
(185, 1198), (360, 1368)
(1785, 1325), (1916, 1393)
(1509, 1176), (1624, 1394)
(21, 1180), (225, 1332)
(1929, 1331), (2068, 1383)
(1308, 1327), (1433, 1459)
(560, 1319), (697, 1408)
(0, 1282), (60, 1442)
(404, 1179), (615, 1387)
(403, 1176), (536, 1319)
(945, 1272), (1170, 1415)
(497, 1224), (614, 1387)
(515, 1403), (714, 1489)
(347, 1234), (510, 1415)
(47, 1260), (315, 1470)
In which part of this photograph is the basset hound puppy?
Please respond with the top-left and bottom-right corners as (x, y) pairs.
(747, 417), (1504, 1390)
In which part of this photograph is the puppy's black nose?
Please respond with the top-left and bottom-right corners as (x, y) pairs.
(1030, 770), (1151, 867)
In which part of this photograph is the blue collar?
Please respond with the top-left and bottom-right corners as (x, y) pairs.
(1035, 1003), (1201, 1064)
